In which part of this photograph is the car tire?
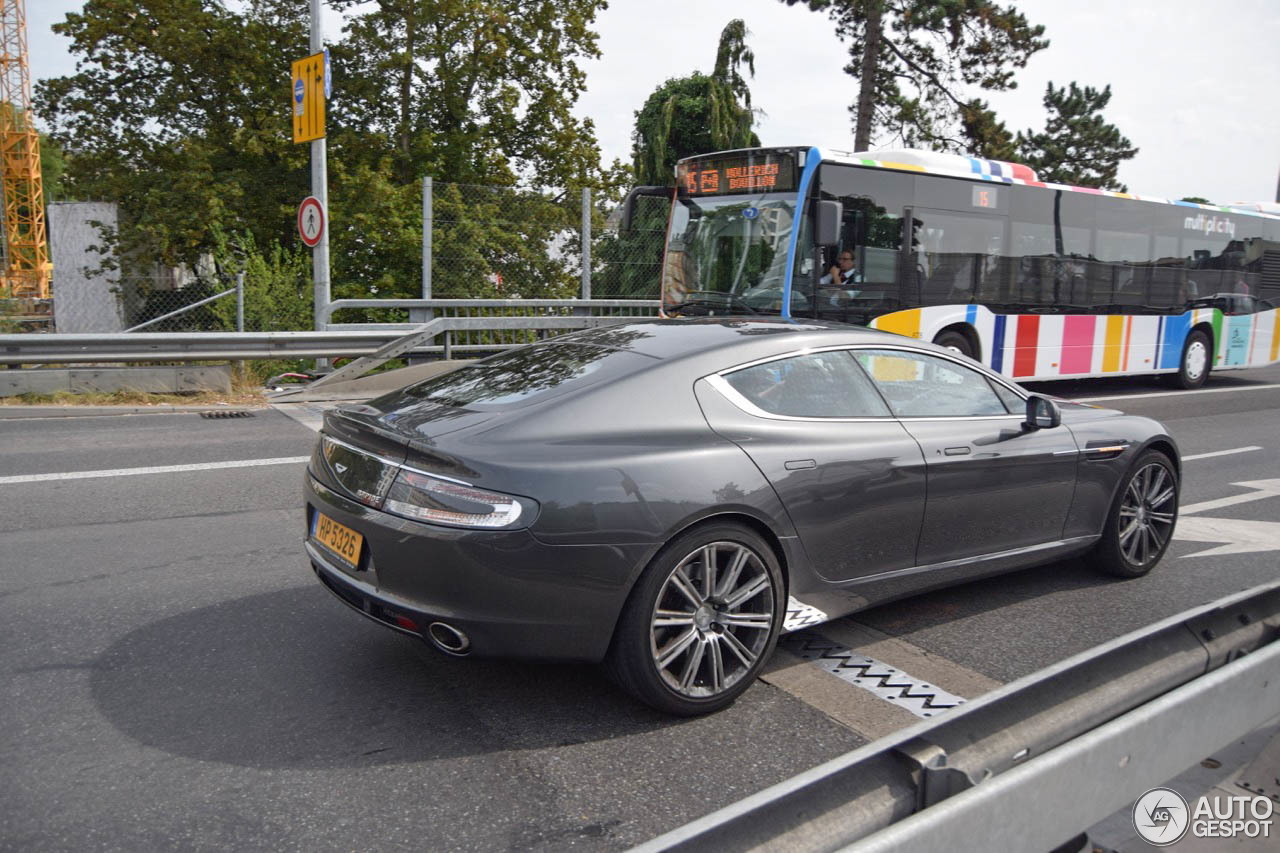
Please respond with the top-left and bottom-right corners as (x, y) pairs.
(1167, 329), (1211, 389)
(1089, 450), (1178, 578)
(934, 330), (976, 360)
(605, 523), (784, 716)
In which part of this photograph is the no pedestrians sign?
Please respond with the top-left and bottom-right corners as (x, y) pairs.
(298, 196), (325, 248)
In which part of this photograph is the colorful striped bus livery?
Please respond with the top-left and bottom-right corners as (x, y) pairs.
(870, 303), (1280, 382)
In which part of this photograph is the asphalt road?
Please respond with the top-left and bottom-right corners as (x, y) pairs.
(2, 364), (1278, 851)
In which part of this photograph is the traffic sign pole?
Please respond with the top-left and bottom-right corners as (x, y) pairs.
(310, 0), (330, 337)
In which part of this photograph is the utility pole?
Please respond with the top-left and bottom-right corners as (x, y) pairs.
(310, 0), (330, 332)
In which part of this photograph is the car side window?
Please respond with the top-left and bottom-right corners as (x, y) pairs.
(853, 350), (1011, 417)
(722, 351), (891, 418)
(990, 381), (1025, 414)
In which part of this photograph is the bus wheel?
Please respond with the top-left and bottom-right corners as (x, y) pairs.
(1170, 330), (1211, 389)
(934, 330), (975, 360)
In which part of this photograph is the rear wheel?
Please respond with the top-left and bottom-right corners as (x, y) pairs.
(1089, 451), (1178, 578)
(606, 523), (783, 716)
(934, 330), (976, 360)
(1168, 329), (1211, 389)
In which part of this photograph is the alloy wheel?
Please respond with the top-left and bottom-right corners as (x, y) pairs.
(1117, 462), (1177, 567)
(648, 541), (776, 698)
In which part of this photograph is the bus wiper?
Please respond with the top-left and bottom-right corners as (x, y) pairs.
(669, 292), (761, 317)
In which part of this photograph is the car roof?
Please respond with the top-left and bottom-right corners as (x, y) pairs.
(553, 317), (907, 363)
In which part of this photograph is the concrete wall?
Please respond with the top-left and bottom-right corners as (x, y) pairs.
(48, 202), (125, 333)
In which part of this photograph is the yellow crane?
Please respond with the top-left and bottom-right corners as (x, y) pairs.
(0, 0), (49, 302)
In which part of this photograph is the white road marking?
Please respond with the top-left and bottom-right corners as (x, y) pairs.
(783, 596), (829, 632)
(1181, 446), (1262, 462)
(1074, 382), (1280, 403)
(1175, 517), (1280, 558)
(1174, 479), (1280, 558)
(271, 402), (329, 432)
(0, 456), (310, 485)
(1180, 479), (1280, 515)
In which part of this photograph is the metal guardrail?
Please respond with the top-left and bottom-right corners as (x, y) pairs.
(635, 580), (1280, 852)
(322, 297), (659, 324)
(0, 315), (634, 364)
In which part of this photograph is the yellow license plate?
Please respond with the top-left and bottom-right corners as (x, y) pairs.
(313, 511), (363, 568)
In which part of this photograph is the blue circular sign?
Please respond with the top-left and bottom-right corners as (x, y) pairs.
(293, 78), (305, 103)
(743, 207), (759, 220)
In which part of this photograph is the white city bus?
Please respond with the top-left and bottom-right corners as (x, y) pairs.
(626, 146), (1280, 388)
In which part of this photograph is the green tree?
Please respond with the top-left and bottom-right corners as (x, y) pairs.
(38, 132), (66, 202)
(782, 0), (1047, 153)
(209, 230), (314, 332)
(1015, 82), (1137, 190)
(36, 0), (618, 310)
(631, 19), (761, 185)
(329, 0), (609, 190)
(1180, 196), (1211, 204)
(959, 98), (1017, 160)
(36, 0), (309, 271)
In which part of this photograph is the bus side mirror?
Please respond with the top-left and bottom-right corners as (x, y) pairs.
(1024, 395), (1061, 430)
(815, 200), (842, 247)
(621, 186), (671, 232)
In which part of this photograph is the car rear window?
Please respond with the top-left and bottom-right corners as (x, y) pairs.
(396, 343), (650, 409)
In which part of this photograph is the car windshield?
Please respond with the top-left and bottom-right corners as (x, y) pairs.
(395, 343), (648, 409)
(662, 193), (797, 316)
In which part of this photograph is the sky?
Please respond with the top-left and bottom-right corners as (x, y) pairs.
(27, 0), (1280, 205)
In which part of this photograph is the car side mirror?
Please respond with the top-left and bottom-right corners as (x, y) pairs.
(815, 200), (842, 247)
(1024, 395), (1061, 430)
(620, 185), (671, 232)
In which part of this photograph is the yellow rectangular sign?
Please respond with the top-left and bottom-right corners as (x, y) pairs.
(291, 52), (326, 143)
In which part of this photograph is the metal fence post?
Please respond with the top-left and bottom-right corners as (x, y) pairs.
(422, 176), (433, 301)
(235, 271), (245, 333)
(409, 176), (434, 335)
(580, 187), (591, 300)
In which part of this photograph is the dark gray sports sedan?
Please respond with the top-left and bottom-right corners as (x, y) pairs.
(304, 319), (1180, 715)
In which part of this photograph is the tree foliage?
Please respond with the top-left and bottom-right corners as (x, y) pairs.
(1014, 82), (1138, 191)
(603, 19), (764, 300)
(631, 19), (760, 186)
(37, 0), (310, 269)
(782, 0), (1047, 152)
(38, 132), (67, 202)
(35, 0), (618, 308)
(329, 0), (609, 190)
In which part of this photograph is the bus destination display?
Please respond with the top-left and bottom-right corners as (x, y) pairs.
(680, 153), (797, 197)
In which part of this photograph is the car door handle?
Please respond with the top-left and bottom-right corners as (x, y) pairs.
(943, 446), (971, 456)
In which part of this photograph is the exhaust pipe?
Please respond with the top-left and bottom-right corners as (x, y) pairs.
(427, 621), (471, 656)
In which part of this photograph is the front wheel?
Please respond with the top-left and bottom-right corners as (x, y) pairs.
(606, 523), (783, 716)
(1089, 451), (1178, 578)
(1169, 329), (1211, 389)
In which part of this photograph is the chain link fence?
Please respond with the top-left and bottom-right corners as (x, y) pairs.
(427, 181), (667, 302)
(48, 180), (669, 333)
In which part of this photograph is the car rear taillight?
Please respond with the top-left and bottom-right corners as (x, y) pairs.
(382, 468), (527, 529)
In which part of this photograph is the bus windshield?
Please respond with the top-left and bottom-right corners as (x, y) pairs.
(662, 193), (798, 316)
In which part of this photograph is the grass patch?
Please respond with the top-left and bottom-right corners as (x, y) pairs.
(0, 368), (269, 408)
(0, 388), (269, 408)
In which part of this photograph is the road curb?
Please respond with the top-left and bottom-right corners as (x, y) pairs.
(0, 404), (266, 419)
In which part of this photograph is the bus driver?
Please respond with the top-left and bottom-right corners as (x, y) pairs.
(821, 250), (859, 287)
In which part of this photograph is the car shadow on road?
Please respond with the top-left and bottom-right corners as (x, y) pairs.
(89, 584), (682, 769)
(851, 555), (1122, 635)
